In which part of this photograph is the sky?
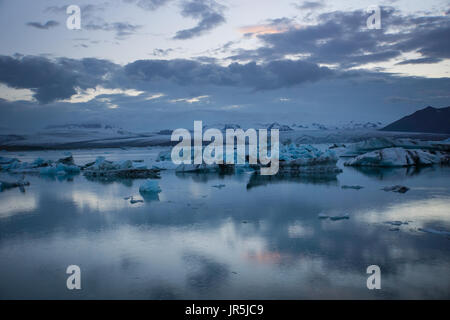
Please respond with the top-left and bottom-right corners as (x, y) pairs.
(0, 0), (449, 132)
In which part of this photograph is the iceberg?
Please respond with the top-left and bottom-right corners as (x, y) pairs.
(344, 147), (449, 167)
(1, 156), (60, 174)
(156, 150), (172, 162)
(39, 166), (58, 175)
(57, 153), (75, 165)
(343, 137), (446, 157)
(385, 221), (409, 226)
(118, 160), (133, 169)
(341, 185), (364, 190)
(139, 180), (161, 194)
(278, 144), (341, 174)
(318, 213), (349, 220)
(129, 196), (144, 204)
(329, 213), (350, 221)
(381, 185), (410, 193)
(0, 156), (19, 165)
(83, 157), (160, 179)
(1, 159), (21, 171)
(40, 163), (81, 176)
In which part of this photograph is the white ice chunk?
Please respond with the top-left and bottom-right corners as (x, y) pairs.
(139, 180), (161, 194)
(344, 147), (448, 167)
(343, 137), (441, 156)
(278, 144), (340, 173)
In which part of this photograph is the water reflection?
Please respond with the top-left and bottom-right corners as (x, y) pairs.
(246, 171), (339, 189)
(0, 160), (449, 299)
(347, 165), (439, 181)
(84, 175), (134, 187)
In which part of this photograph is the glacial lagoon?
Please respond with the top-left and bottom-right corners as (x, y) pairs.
(0, 147), (449, 299)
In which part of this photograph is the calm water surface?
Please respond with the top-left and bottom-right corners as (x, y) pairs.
(0, 148), (449, 299)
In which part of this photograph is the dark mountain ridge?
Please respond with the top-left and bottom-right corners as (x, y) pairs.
(382, 106), (450, 134)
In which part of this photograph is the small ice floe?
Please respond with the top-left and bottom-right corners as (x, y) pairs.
(341, 185), (364, 190)
(139, 180), (161, 194)
(212, 184), (226, 189)
(418, 228), (450, 236)
(389, 227), (400, 232)
(0, 179), (30, 192)
(382, 185), (410, 193)
(129, 196), (144, 204)
(124, 196), (131, 200)
(385, 221), (409, 226)
(329, 213), (350, 221)
(318, 213), (329, 219)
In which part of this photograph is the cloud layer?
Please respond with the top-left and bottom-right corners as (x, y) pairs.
(174, 0), (226, 40)
(26, 20), (59, 30)
(229, 8), (450, 68)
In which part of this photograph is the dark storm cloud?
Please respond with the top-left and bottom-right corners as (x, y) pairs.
(0, 54), (332, 104)
(124, 58), (333, 90)
(0, 56), (117, 104)
(173, 0), (226, 40)
(230, 8), (450, 68)
(123, 0), (172, 11)
(1, 53), (450, 132)
(26, 20), (59, 30)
